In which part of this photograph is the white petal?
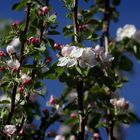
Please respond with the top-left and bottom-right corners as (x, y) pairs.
(57, 57), (69, 66)
(70, 47), (83, 58)
(67, 58), (77, 67)
(133, 31), (140, 43)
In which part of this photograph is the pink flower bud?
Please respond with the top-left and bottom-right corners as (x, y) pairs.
(70, 112), (77, 119)
(18, 85), (24, 93)
(49, 95), (55, 105)
(46, 57), (52, 64)
(53, 43), (61, 50)
(0, 51), (6, 57)
(41, 6), (49, 14)
(0, 66), (6, 71)
(11, 21), (19, 28)
(28, 37), (40, 45)
(93, 132), (100, 140)
(18, 128), (24, 136)
(6, 45), (16, 55)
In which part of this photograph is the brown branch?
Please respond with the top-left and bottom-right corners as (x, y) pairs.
(7, 3), (31, 125)
(76, 77), (86, 140)
(19, 3), (31, 64)
(7, 84), (18, 124)
(72, 0), (86, 139)
(72, 0), (78, 42)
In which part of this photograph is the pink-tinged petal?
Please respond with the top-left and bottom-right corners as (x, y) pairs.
(57, 57), (69, 66)
(67, 58), (77, 67)
(70, 47), (83, 58)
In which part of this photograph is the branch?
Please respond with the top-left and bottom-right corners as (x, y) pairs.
(76, 77), (86, 140)
(72, 1), (86, 139)
(72, 0), (78, 42)
(19, 3), (31, 64)
(7, 3), (31, 125)
(101, 0), (110, 54)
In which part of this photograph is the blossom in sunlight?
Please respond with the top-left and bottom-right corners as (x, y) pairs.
(93, 132), (100, 140)
(6, 45), (16, 55)
(47, 95), (56, 107)
(54, 135), (65, 140)
(93, 45), (114, 62)
(133, 31), (140, 43)
(10, 37), (20, 47)
(79, 47), (98, 68)
(21, 74), (32, 85)
(59, 125), (71, 135)
(3, 125), (16, 137)
(7, 59), (20, 70)
(110, 98), (129, 110)
(57, 45), (83, 67)
(70, 135), (76, 140)
(116, 24), (136, 41)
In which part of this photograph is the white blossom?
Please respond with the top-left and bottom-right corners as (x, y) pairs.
(3, 125), (16, 137)
(21, 74), (31, 81)
(70, 135), (76, 140)
(10, 37), (20, 47)
(54, 135), (65, 140)
(57, 45), (83, 67)
(110, 98), (129, 110)
(79, 48), (98, 68)
(6, 45), (16, 55)
(59, 125), (71, 135)
(93, 45), (114, 62)
(116, 24), (136, 41)
(7, 59), (20, 69)
(133, 31), (140, 43)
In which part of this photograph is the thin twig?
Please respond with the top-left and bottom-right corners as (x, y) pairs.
(72, 0), (78, 42)
(7, 3), (31, 125)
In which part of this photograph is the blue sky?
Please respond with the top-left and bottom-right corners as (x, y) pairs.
(0, 0), (140, 139)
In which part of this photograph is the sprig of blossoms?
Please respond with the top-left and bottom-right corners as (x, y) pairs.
(57, 44), (114, 68)
(110, 98), (129, 110)
(3, 125), (16, 137)
(116, 24), (140, 43)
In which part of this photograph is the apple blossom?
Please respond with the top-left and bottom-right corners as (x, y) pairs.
(93, 45), (114, 62)
(133, 31), (140, 43)
(41, 6), (49, 14)
(116, 24), (136, 41)
(7, 59), (20, 70)
(59, 125), (71, 135)
(21, 74), (32, 85)
(110, 98), (129, 110)
(57, 45), (83, 67)
(46, 57), (52, 64)
(70, 112), (77, 119)
(70, 135), (76, 140)
(79, 47), (98, 68)
(10, 37), (20, 47)
(6, 45), (16, 55)
(54, 135), (65, 140)
(93, 132), (100, 140)
(47, 95), (56, 107)
(3, 125), (16, 137)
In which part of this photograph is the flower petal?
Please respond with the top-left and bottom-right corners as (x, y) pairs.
(67, 58), (77, 67)
(57, 57), (69, 66)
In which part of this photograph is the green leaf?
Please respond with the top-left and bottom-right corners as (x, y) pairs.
(102, 76), (116, 91)
(48, 30), (60, 35)
(48, 14), (57, 24)
(45, 63), (64, 79)
(0, 100), (10, 104)
(12, 0), (26, 11)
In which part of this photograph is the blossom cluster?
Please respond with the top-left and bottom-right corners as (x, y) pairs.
(57, 44), (114, 68)
(110, 98), (129, 110)
(116, 24), (140, 43)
